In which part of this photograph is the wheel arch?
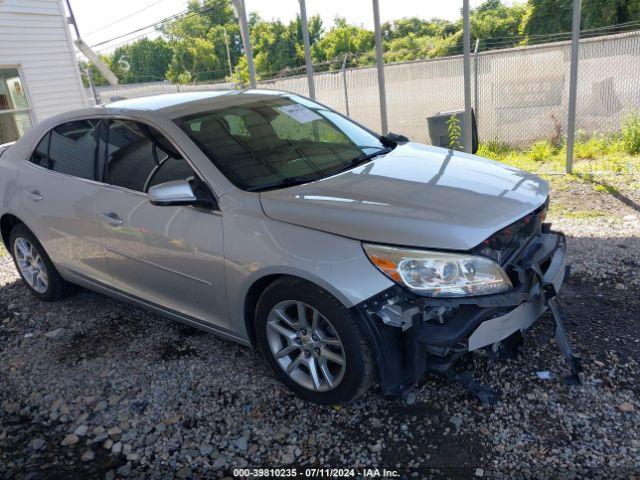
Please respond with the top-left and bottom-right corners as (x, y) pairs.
(241, 269), (358, 348)
(0, 213), (23, 251)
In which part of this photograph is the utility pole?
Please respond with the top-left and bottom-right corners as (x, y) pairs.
(298, 0), (316, 99)
(223, 27), (233, 79)
(473, 38), (480, 124)
(64, 0), (118, 86)
(566, 0), (582, 174)
(341, 54), (350, 116)
(231, 0), (256, 88)
(85, 68), (100, 105)
(372, 0), (388, 135)
(462, 0), (473, 153)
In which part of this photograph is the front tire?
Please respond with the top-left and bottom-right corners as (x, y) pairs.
(9, 224), (73, 301)
(255, 278), (374, 404)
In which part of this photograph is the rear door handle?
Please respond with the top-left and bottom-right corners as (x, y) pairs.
(26, 189), (43, 201)
(100, 212), (123, 226)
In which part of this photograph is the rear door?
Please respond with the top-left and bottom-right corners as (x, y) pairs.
(18, 119), (111, 285)
(93, 118), (228, 328)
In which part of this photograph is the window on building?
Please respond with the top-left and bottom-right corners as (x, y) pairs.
(0, 68), (33, 144)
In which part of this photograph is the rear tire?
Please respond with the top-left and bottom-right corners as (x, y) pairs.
(255, 277), (374, 404)
(9, 224), (73, 301)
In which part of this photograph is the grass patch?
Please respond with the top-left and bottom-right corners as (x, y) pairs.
(549, 204), (606, 219)
(526, 140), (559, 162)
(478, 134), (640, 214)
(479, 134), (640, 185)
(621, 111), (640, 155)
(0, 244), (6, 257)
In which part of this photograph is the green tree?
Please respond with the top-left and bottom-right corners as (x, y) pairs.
(78, 57), (113, 87)
(582, 0), (640, 29)
(166, 37), (224, 83)
(522, 0), (640, 37)
(382, 17), (457, 41)
(110, 38), (173, 83)
(471, 0), (528, 47)
(84, 0), (640, 87)
(383, 34), (438, 62)
(233, 14), (322, 81)
(313, 17), (374, 68)
(161, 0), (241, 82)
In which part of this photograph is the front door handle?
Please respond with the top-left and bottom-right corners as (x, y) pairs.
(26, 189), (43, 202)
(100, 212), (123, 226)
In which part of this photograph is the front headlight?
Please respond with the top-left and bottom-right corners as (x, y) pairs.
(363, 243), (512, 297)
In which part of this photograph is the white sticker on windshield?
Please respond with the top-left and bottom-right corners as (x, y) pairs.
(277, 104), (321, 124)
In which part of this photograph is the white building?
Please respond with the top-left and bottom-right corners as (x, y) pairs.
(0, 0), (87, 144)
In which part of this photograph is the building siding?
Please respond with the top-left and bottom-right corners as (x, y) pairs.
(0, 0), (88, 123)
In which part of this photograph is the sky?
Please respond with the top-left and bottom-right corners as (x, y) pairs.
(69, 0), (505, 53)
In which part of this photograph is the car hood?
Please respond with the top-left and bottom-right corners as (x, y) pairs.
(259, 143), (548, 251)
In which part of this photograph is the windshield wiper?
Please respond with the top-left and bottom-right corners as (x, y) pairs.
(247, 176), (318, 192)
(334, 147), (392, 174)
(247, 147), (391, 192)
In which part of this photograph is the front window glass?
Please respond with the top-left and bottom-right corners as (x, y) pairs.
(0, 68), (33, 144)
(175, 95), (386, 191)
(104, 119), (193, 193)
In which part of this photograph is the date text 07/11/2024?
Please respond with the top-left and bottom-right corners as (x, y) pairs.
(232, 468), (400, 478)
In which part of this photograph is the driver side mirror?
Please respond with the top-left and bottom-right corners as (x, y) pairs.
(148, 180), (198, 206)
(380, 132), (409, 148)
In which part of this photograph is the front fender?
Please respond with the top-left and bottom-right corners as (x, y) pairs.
(222, 197), (394, 341)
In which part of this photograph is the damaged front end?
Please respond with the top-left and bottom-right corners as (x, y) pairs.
(355, 204), (582, 403)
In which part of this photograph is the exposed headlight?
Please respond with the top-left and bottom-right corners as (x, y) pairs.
(363, 243), (512, 297)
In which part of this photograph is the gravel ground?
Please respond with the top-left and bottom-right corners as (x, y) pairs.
(1, 182), (639, 479)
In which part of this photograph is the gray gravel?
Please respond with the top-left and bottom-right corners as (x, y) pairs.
(1, 207), (639, 478)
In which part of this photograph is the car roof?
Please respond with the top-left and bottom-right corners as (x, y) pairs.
(106, 90), (233, 110)
(105, 89), (294, 118)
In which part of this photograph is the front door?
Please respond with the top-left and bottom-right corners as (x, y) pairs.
(93, 119), (227, 328)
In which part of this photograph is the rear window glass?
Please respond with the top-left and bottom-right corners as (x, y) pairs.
(30, 133), (50, 167)
(46, 120), (99, 180)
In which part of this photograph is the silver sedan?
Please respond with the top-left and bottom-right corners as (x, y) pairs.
(0, 90), (571, 403)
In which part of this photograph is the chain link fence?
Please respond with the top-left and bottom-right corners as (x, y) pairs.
(259, 30), (640, 146)
(90, 30), (640, 147)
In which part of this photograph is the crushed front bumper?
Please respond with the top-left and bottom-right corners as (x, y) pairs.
(355, 227), (580, 397)
(468, 232), (566, 351)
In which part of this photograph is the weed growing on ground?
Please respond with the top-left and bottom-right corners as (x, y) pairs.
(621, 111), (640, 155)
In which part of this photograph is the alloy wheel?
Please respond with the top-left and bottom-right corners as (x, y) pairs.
(14, 237), (48, 294)
(266, 300), (346, 392)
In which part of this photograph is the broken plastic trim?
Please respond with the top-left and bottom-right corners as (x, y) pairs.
(354, 228), (583, 402)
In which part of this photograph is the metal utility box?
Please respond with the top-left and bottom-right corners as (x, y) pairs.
(427, 109), (478, 153)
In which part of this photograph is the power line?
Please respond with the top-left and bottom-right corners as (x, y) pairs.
(90, 1), (225, 49)
(94, 29), (163, 53)
(85, 0), (172, 37)
(90, 7), (192, 48)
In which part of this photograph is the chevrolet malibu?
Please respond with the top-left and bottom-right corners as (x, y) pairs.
(0, 90), (578, 404)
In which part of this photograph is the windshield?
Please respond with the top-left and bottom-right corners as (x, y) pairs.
(174, 94), (386, 191)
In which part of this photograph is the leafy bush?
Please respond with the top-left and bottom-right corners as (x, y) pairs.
(526, 140), (557, 162)
(477, 141), (515, 161)
(572, 134), (610, 159)
(621, 112), (640, 155)
(446, 114), (462, 150)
